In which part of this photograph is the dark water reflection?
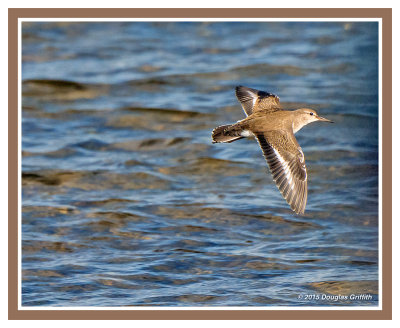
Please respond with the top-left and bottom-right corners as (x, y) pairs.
(21, 21), (379, 306)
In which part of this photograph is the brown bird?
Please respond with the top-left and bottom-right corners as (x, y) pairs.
(212, 86), (333, 215)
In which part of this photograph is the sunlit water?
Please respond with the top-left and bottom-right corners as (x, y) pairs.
(21, 21), (379, 307)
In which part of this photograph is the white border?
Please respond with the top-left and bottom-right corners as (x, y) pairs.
(18, 16), (22, 312)
(378, 17), (383, 313)
(20, 17), (382, 22)
(18, 17), (383, 311)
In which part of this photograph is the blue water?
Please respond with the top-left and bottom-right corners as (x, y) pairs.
(21, 21), (379, 306)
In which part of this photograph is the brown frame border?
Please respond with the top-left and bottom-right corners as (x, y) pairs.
(9, 8), (392, 320)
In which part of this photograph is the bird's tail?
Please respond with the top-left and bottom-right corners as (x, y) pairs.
(212, 124), (244, 143)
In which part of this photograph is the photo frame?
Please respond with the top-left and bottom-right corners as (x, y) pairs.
(9, 8), (392, 320)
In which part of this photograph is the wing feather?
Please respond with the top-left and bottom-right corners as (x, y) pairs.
(235, 86), (281, 116)
(256, 131), (308, 214)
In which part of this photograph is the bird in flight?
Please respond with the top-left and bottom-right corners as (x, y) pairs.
(212, 86), (333, 215)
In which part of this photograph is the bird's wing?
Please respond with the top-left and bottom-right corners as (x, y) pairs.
(235, 86), (281, 116)
(256, 130), (307, 215)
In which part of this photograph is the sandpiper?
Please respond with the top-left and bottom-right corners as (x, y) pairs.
(212, 86), (333, 215)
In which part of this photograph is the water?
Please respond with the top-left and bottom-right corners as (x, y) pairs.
(21, 21), (379, 307)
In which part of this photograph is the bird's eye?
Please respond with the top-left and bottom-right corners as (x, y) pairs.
(309, 112), (314, 116)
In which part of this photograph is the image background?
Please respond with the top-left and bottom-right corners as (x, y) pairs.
(21, 21), (379, 307)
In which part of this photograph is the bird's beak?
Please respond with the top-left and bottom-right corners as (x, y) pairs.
(317, 115), (334, 123)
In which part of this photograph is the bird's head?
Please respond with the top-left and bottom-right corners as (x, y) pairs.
(293, 108), (333, 133)
(297, 108), (333, 123)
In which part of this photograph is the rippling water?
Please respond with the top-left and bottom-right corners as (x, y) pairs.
(21, 21), (379, 307)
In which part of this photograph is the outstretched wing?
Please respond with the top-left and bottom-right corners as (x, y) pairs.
(256, 130), (308, 215)
(235, 86), (281, 116)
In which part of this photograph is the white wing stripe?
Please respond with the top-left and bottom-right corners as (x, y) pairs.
(273, 148), (294, 187)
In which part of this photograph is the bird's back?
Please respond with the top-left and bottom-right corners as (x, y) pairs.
(241, 110), (295, 134)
